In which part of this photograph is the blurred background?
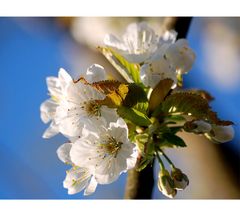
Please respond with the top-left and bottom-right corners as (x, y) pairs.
(0, 17), (239, 199)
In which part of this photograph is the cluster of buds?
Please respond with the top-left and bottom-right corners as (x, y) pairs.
(158, 167), (189, 198)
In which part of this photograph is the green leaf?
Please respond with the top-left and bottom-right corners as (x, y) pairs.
(165, 115), (186, 122)
(149, 79), (173, 113)
(133, 101), (149, 115)
(169, 126), (183, 134)
(151, 104), (164, 118)
(98, 47), (140, 83)
(123, 83), (148, 108)
(162, 133), (187, 147)
(117, 106), (151, 126)
(161, 91), (233, 126)
(123, 83), (149, 115)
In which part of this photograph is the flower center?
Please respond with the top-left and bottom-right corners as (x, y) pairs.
(85, 100), (101, 117)
(99, 136), (123, 158)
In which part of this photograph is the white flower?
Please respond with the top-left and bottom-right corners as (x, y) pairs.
(171, 168), (189, 190)
(41, 64), (118, 138)
(104, 22), (194, 89)
(70, 118), (138, 184)
(164, 39), (196, 74)
(104, 22), (195, 89)
(158, 169), (177, 198)
(40, 68), (72, 138)
(63, 167), (98, 195)
(57, 142), (98, 195)
(209, 125), (234, 143)
(104, 22), (159, 63)
(55, 80), (118, 137)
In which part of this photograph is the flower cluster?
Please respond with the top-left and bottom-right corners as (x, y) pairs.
(104, 22), (195, 88)
(41, 22), (234, 198)
(40, 65), (137, 195)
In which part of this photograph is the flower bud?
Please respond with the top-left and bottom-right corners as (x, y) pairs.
(207, 125), (234, 143)
(158, 169), (177, 198)
(184, 120), (212, 134)
(171, 168), (189, 190)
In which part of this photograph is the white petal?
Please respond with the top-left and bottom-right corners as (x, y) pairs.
(40, 99), (57, 123)
(109, 122), (128, 143)
(140, 60), (177, 89)
(105, 22), (159, 63)
(70, 137), (98, 168)
(85, 64), (106, 83)
(95, 158), (121, 184)
(126, 147), (138, 170)
(117, 142), (137, 171)
(193, 120), (212, 133)
(66, 81), (105, 104)
(46, 76), (61, 98)
(123, 22), (158, 63)
(63, 167), (91, 195)
(84, 176), (98, 196)
(54, 103), (84, 137)
(82, 118), (107, 137)
(211, 125), (234, 143)
(57, 142), (72, 164)
(58, 117), (84, 137)
(104, 34), (127, 51)
(42, 121), (59, 138)
(46, 76), (59, 89)
(109, 117), (127, 129)
(122, 53), (153, 64)
(159, 30), (177, 44)
(58, 68), (72, 90)
(100, 106), (119, 124)
(152, 44), (171, 61)
(124, 22), (157, 51)
(165, 39), (196, 74)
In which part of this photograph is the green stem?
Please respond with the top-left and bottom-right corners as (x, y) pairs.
(159, 150), (176, 169)
(155, 151), (165, 170)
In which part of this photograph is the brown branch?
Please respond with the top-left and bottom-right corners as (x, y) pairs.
(124, 17), (193, 199)
(163, 17), (193, 38)
(124, 161), (154, 199)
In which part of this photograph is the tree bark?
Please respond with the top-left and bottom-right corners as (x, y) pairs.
(124, 161), (154, 199)
(163, 17), (192, 38)
(124, 17), (193, 199)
